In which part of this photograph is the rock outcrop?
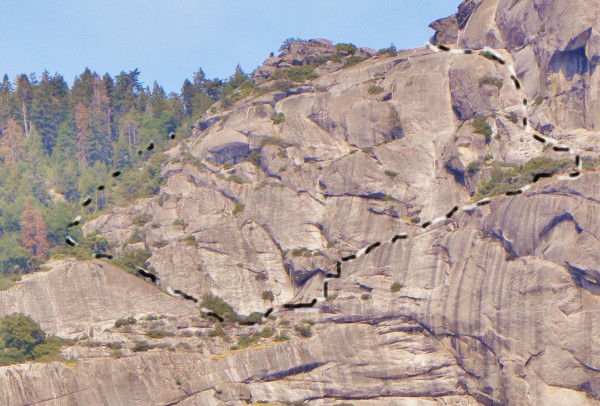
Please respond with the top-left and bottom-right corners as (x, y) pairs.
(2, 0), (600, 405)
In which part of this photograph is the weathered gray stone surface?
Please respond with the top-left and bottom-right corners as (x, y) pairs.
(2, 0), (600, 404)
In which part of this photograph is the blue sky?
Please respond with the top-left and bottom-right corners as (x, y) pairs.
(1, 1), (460, 94)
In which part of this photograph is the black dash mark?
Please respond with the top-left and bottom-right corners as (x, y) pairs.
(576, 155), (581, 167)
(342, 254), (356, 262)
(206, 312), (224, 322)
(147, 142), (154, 151)
(480, 51), (505, 65)
(112, 171), (121, 177)
(82, 197), (92, 206)
(533, 135), (546, 144)
(174, 289), (198, 303)
(437, 45), (450, 52)
(510, 75), (521, 89)
(169, 132), (176, 140)
(283, 298), (317, 309)
(553, 146), (570, 152)
(570, 171), (581, 178)
(67, 220), (80, 228)
(476, 200), (491, 207)
(391, 234), (408, 243)
(421, 221), (432, 229)
(263, 308), (274, 318)
(533, 173), (552, 183)
(136, 268), (159, 283)
(446, 206), (459, 219)
(326, 261), (342, 278)
(463, 49), (473, 54)
(238, 320), (258, 326)
(365, 242), (381, 255)
(506, 190), (522, 196)
(324, 281), (328, 298)
(97, 185), (105, 191)
(523, 98), (528, 106)
(93, 252), (113, 260)
(65, 236), (78, 247)
(522, 117), (528, 126)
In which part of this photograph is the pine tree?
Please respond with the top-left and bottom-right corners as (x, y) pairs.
(113, 69), (142, 115)
(74, 102), (91, 167)
(0, 75), (14, 131)
(1, 118), (24, 164)
(181, 79), (195, 116)
(20, 202), (48, 260)
(31, 71), (69, 154)
(71, 68), (94, 108)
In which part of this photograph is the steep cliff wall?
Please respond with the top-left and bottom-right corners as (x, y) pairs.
(0, 0), (599, 405)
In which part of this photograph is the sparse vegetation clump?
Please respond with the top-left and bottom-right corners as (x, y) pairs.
(247, 312), (264, 324)
(247, 151), (262, 166)
(132, 213), (152, 226)
(261, 290), (275, 302)
(124, 227), (147, 245)
(172, 218), (187, 227)
(259, 327), (274, 338)
(471, 116), (493, 143)
(344, 55), (366, 68)
(153, 240), (169, 248)
(201, 294), (240, 322)
(478, 76), (504, 89)
(368, 85), (385, 95)
(376, 43), (397, 56)
(276, 66), (319, 83)
(291, 247), (312, 257)
(335, 43), (358, 55)
(260, 136), (287, 148)
(274, 331), (290, 341)
(145, 329), (174, 339)
(114, 249), (151, 272)
(232, 201), (245, 216)
(272, 112), (286, 125)
(467, 160), (482, 176)
(184, 235), (197, 247)
(294, 322), (312, 338)
(227, 174), (245, 184)
(132, 340), (152, 352)
(475, 157), (573, 199)
(114, 316), (137, 328)
(390, 281), (403, 293)
(237, 334), (259, 349)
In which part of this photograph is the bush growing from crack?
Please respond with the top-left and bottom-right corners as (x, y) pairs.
(201, 294), (240, 322)
(390, 282), (403, 293)
(471, 116), (493, 143)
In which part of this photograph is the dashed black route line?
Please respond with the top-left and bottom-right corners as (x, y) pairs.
(63, 43), (587, 325)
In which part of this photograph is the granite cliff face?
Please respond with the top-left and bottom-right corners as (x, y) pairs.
(1, 0), (600, 405)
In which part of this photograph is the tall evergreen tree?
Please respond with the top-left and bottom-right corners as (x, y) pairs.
(74, 102), (91, 167)
(31, 71), (69, 154)
(113, 69), (142, 115)
(71, 68), (94, 108)
(20, 202), (48, 260)
(1, 118), (24, 164)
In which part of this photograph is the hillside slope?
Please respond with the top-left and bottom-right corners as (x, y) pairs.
(1, 0), (600, 405)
